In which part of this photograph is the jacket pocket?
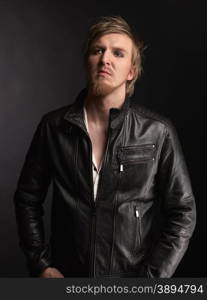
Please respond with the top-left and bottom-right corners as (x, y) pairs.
(117, 144), (156, 171)
(113, 202), (143, 256)
(111, 201), (145, 274)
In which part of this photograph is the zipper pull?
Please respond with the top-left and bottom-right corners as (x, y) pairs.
(135, 206), (139, 218)
(120, 164), (124, 172)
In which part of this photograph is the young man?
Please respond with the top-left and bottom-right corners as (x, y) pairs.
(14, 16), (196, 278)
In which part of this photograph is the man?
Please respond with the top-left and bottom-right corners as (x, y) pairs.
(14, 16), (196, 278)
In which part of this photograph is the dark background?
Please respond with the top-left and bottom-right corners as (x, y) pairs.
(0, 0), (206, 277)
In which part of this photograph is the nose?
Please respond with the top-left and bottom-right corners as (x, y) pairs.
(100, 50), (111, 65)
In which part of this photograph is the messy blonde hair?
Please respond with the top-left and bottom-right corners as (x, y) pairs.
(83, 16), (144, 97)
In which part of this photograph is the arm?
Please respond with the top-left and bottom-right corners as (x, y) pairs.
(14, 116), (54, 276)
(144, 122), (196, 278)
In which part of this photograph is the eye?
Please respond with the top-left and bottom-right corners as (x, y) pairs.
(91, 48), (103, 55)
(114, 50), (124, 57)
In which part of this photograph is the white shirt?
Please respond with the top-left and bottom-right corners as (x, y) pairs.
(83, 107), (103, 201)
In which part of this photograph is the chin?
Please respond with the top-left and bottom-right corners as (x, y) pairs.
(90, 81), (114, 97)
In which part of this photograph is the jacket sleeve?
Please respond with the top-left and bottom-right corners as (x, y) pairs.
(144, 121), (196, 278)
(13, 116), (52, 276)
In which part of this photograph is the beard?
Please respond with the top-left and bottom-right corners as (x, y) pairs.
(89, 79), (115, 97)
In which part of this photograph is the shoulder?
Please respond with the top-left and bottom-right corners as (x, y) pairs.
(37, 104), (74, 130)
(129, 100), (176, 135)
(42, 105), (70, 122)
(31, 104), (74, 138)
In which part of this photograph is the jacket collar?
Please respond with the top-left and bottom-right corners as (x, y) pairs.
(63, 87), (131, 131)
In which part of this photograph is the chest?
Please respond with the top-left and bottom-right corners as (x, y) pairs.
(87, 122), (108, 170)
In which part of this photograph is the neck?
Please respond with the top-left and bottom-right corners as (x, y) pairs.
(84, 87), (126, 125)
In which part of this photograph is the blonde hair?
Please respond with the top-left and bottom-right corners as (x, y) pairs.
(83, 16), (144, 97)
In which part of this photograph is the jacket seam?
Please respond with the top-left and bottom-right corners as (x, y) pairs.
(130, 106), (173, 129)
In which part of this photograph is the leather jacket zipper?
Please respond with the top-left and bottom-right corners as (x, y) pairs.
(90, 204), (96, 277)
(134, 205), (141, 253)
(78, 127), (96, 277)
(87, 133), (97, 278)
(89, 126), (111, 277)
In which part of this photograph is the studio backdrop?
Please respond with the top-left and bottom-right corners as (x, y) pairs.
(0, 0), (206, 277)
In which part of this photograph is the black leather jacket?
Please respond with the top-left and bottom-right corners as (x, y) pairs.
(14, 89), (196, 277)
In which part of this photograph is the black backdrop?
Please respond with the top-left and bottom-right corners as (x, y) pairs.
(0, 0), (206, 277)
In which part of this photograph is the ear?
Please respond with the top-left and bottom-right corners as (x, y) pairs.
(127, 66), (135, 81)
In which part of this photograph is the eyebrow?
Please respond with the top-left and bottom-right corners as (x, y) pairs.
(91, 45), (128, 54)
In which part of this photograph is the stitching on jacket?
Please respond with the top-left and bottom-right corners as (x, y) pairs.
(74, 135), (79, 208)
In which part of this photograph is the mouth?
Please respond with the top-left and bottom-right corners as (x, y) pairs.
(97, 69), (112, 77)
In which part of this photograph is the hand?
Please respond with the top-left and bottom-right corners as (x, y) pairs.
(39, 267), (64, 278)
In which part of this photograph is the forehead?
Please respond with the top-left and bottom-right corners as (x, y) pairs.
(91, 33), (133, 50)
